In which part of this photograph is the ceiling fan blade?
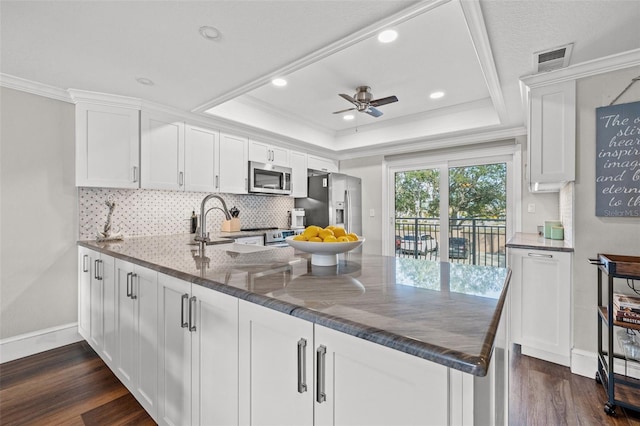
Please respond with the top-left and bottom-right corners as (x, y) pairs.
(339, 93), (357, 105)
(332, 107), (356, 114)
(370, 95), (398, 107)
(365, 106), (383, 117)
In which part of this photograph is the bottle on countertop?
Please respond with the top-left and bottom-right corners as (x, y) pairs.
(190, 211), (197, 234)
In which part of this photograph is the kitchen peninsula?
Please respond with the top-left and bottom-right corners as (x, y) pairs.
(78, 234), (511, 425)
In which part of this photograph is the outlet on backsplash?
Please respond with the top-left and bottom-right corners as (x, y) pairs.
(78, 188), (294, 240)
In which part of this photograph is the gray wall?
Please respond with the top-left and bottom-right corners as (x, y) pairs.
(572, 66), (640, 352)
(1, 87), (77, 339)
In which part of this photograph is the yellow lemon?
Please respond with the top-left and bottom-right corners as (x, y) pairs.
(346, 233), (359, 241)
(325, 225), (336, 230)
(303, 227), (319, 238)
(293, 234), (307, 241)
(318, 229), (334, 240)
(337, 236), (350, 242)
(333, 227), (346, 238)
(323, 235), (338, 243)
(309, 236), (323, 242)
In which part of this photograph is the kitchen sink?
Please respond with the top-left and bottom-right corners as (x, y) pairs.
(209, 243), (275, 254)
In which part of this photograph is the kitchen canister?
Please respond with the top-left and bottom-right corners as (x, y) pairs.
(550, 226), (564, 240)
(544, 220), (562, 239)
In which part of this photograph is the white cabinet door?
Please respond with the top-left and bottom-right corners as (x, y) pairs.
(100, 254), (117, 368)
(508, 248), (571, 366)
(185, 124), (219, 193)
(219, 133), (248, 194)
(141, 110), (185, 191)
(191, 284), (239, 426)
(249, 140), (289, 167)
(307, 155), (338, 173)
(314, 325), (449, 426)
(157, 273), (192, 426)
(528, 80), (576, 190)
(89, 254), (106, 351)
(115, 259), (159, 419)
(75, 103), (140, 188)
(78, 247), (94, 341)
(239, 300), (314, 426)
(290, 150), (308, 198)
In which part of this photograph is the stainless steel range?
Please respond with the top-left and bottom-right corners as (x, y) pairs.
(264, 229), (304, 247)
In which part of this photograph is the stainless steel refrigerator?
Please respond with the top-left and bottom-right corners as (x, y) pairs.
(294, 173), (362, 235)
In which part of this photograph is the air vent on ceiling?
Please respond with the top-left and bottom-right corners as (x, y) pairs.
(534, 43), (573, 73)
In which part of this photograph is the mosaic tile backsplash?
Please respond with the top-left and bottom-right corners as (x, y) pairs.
(79, 188), (295, 240)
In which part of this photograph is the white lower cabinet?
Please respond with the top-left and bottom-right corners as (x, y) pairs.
(239, 300), (314, 426)
(239, 300), (449, 426)
(78, 247), (116, 367)
(114, 259), (159, 419)
(157, 273), (239, 426)
(509, 248), (572, 366)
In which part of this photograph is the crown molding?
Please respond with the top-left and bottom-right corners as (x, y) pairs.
(192, 0), (450, 113)
(0, 73), (72, 103)
(335, 125), (527, 160)
(68, 88), (142, 108)
(520, 48), (640, 88)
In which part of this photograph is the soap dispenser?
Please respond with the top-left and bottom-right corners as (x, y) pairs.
(190, 211), (197, 234)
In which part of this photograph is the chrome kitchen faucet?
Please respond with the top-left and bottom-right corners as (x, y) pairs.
(195, 194), (231, 244)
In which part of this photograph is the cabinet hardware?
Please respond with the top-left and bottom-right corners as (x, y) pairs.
(83, 255), (89, 272)
(215, 175), (219, 189)
(132, 166), (138, 183)
(130, 273), (138, 300)
(94, 259), (99, 280)
(297, 338), (307, 393)
(181, 293), (189, 328)
(316, 345), (327, 403)
(179, 171), (184, 186)
(126, 272), (133, 298)
(527, 253), (553, 259)
(189, 296), (197, 332)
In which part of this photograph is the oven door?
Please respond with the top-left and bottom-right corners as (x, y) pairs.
(249, 162), (292, 195)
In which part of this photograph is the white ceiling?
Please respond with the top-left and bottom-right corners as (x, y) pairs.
(2, 0), (640, 154)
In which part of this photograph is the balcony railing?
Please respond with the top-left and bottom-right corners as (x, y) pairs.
(394, 217), (506, 267)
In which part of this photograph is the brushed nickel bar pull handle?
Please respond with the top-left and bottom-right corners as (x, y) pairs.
(188, 296), (197, 332)
(179, 171), (184, 186)
(126, 272), (133, 298)
(528, 253), (553, 259)
(130, 273), (138, 300)
(181, 293), (189, 328)
(83, 255), (89, 272)
(94, 259), (99, 280)
(316, 345), (327, 403)
(297, 338), (307, 393)
(215, 175), (219, 189)
(132, 166), (138, 183)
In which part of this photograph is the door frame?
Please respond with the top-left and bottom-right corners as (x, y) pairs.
(382, 143), (522, 257)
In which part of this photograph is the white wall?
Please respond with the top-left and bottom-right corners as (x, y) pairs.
(339, 155), (384, 255)
(0, 87), (77, 339)
(572, 66), (640, 352)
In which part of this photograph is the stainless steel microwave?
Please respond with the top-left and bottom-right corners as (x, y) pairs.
(248, 161), (292, 195)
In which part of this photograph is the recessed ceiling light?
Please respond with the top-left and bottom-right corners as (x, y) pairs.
(377, 29), (398, 43)
(343, 114), (355, 121)
(272, 78), (287, 87)
(430, 91), (445, 99)
(199, 26), (221, 41)
(136, 77), (154, 86)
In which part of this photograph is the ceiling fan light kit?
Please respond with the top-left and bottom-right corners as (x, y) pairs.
(333, 86), (398, 118)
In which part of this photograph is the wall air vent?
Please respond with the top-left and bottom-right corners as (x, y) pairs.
(534, 43), (573, 73)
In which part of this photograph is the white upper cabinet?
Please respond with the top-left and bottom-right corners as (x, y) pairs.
(184, 124), (219, 193)
(249, 139), (289, 167)
(219, 133), (249, 194)
(141, 110), (185, 191)
(307, 154), (338, 173)
(75, 102), (140, 188)
(290, 150), (308, 198)
(528, 80), (576, 191)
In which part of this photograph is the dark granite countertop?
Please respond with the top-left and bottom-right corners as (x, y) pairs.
(506, 232), (574, 252)
(78, 233), (511, 376)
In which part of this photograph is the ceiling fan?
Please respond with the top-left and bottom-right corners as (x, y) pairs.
(332, 86), (398, 118)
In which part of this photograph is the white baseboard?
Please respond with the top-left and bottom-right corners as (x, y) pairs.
(521, 345), (570, 367)
(0, 323), (83, 364)
(571, 347), (640, 380)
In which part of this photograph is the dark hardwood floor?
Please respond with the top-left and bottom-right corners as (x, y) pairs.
(2, 341), (640, 425)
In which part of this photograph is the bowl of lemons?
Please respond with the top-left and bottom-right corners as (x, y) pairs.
(286, 225), (364, 266)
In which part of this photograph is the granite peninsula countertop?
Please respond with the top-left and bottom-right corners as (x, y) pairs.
(78, 233), (511, 376)
(506, 232), (574, 252)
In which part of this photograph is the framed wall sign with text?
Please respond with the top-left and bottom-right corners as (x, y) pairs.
(595, 100), (640, 217)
